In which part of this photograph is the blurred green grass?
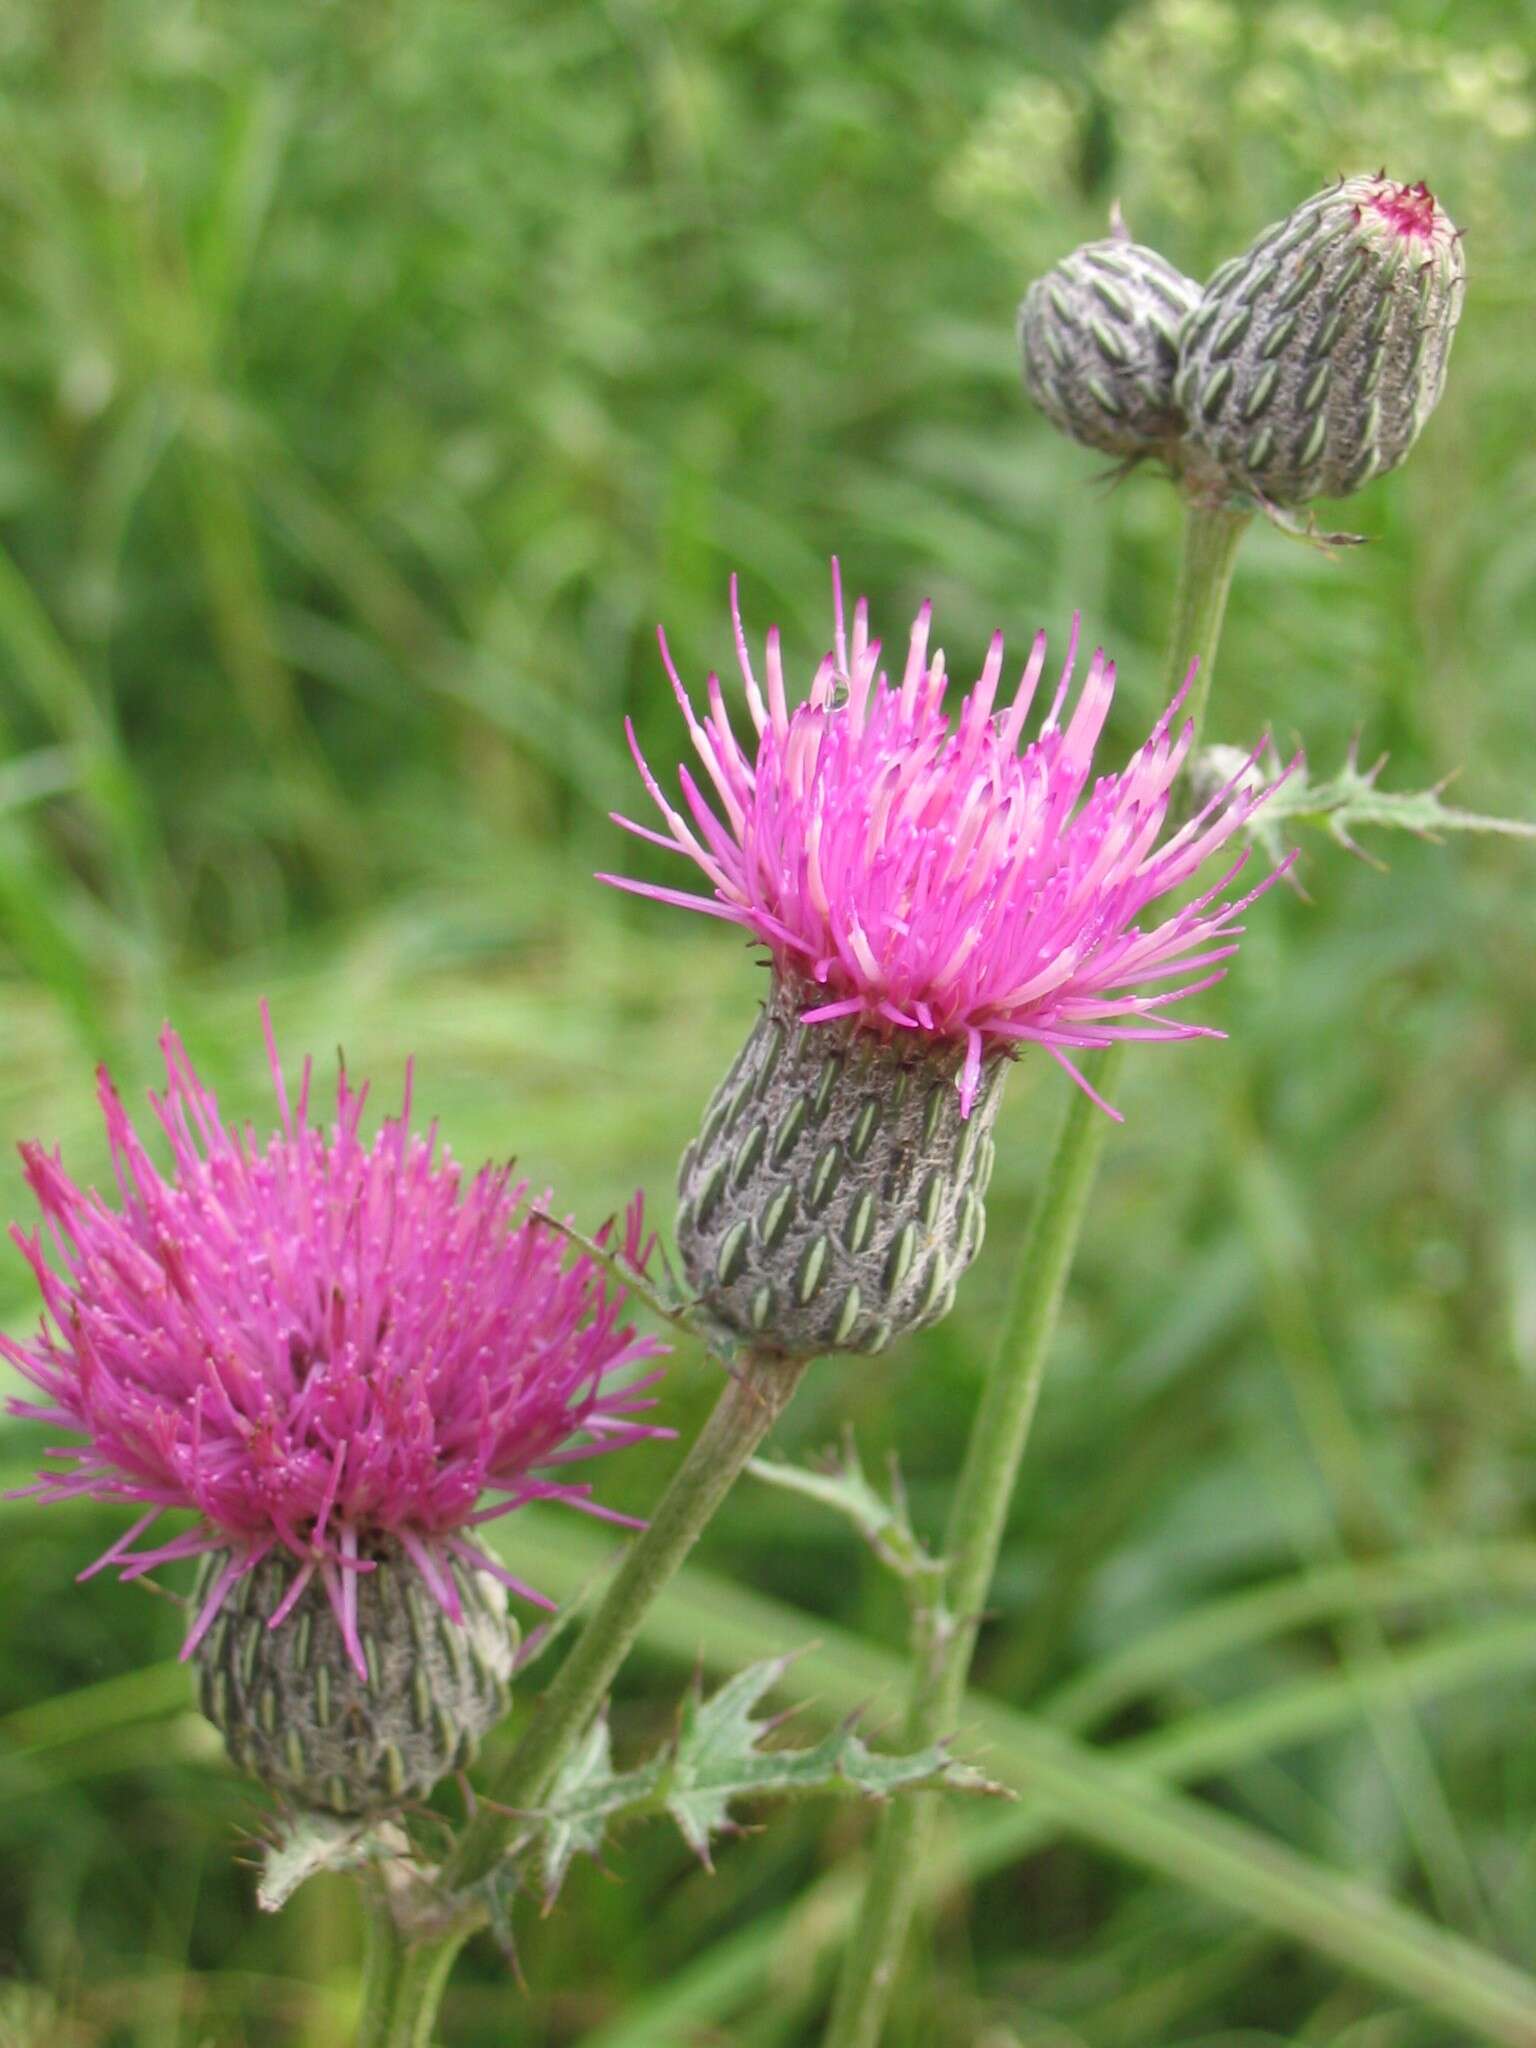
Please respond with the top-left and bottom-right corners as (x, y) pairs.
(3, 0), (1536, 2042)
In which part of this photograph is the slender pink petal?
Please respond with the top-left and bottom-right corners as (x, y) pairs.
(183, 1546), (260, 1660)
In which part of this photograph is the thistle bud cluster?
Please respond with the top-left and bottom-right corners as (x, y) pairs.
(1019, 174), (1465, 514)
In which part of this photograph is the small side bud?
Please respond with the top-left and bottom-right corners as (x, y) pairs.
(676, 986), (1006, 1358)
(194, 1541), (517, 1816)
(1176, 174), (1465, 506)
(1019, 234), (1201, 462)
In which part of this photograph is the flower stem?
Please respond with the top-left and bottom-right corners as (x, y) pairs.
(821, 484), (1252, 2048)
(820, 1055), (1120, 2048)
(368, 1346), (812, 2045)
(357, 1872), (406, 2048)
(1164, 486), (1251, 732)
(374, 1935), (465, 2048)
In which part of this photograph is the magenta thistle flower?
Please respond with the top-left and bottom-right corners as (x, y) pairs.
(599, 569), (1290, 1359)
(603, 568), (1287, 1120)
(3, 1013), (667, 1685)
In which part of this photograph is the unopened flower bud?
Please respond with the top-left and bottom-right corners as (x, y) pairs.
(194, 1540), (516, 1816)
(676, 986), (1006, 1357)
(1019, 232), (1201, 462)
(1176, 174), (1465, 506)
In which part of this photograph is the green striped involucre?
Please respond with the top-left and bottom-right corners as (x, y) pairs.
(1018, 233), (1201, 463)
(1175, 174), (1465, 507)
(676, 986), (1007, 1358)
(193, 1541), (517, 1816)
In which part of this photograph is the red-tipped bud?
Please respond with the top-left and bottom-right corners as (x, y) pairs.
(1176, 174), (1465, 506)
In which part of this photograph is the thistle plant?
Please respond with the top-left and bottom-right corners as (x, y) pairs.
(2, 148), (1518, 2048)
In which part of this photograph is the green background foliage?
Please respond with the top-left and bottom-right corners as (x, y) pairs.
(3, 0), (1536, 2041)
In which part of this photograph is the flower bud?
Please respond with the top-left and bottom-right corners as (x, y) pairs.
(676, 986), (1006, 1358)
(193, 1541), (517, 1816)
(1019, 232), (1201, 462)
(1176, 175), (1465, 506)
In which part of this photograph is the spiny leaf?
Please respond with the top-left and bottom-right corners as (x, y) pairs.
(664, 1675), (1000, 1865)
(748, 1429), (943, 1590)
(1201, 741), (1536, 873)
(538, 1713), (620, 1905)
(256, 1810), (380, 1912)
(533, 1654), (1005, 1903)
(480, 1863), (522, 1968)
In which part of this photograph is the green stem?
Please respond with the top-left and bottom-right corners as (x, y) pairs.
(374, 1346), (812, 2044)
(376, 1936), (465, 2048)
(822, 484), (1252, 2048)
(821, 1054), (1120, 2048)
(357, 1873), (406, 2048)
(1163, 487), (1251, 732)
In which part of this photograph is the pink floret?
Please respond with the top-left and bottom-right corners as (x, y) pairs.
(600, 567), (1293, 1118)
(1359, 176), (1443, 244)
(2, 1010), (668, 1678)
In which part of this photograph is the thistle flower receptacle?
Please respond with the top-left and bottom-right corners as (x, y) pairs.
(3, 1016), (667, 1813)
(1176, 174), (1465, 507)
(194, 1539), (516, 1815)
(676, 983), (1005, 1357)
(603, 571), (1291, 1357)
(1018, 231), (1202, 464)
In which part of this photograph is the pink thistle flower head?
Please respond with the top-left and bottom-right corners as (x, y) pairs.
(603, 567), (1290, 1123)
(602, 569), (1291, 1359)
(2, 1011), (668, 1687)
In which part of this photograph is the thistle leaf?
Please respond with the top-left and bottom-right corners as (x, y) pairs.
(1200, 742), (1536, 871)
(535, 1654), (1005, 1902)
(257, 1811), (379, 1912)
(663, 1657), (1001, 1864)
(478, 1861), (522, 1967)
(538, 1714), (621, 1905)
(748, 1429), (942, 1589)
